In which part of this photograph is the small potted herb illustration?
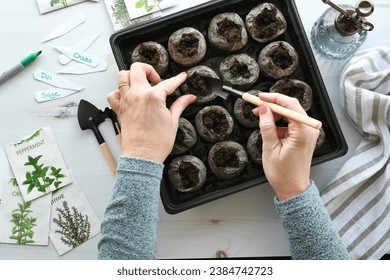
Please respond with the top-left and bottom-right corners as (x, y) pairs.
(135, 0), (164, 12)
(22, 155), (66, 194)
(9, 202), (37, 245)
(50, 0), (68, 8)
(52, 200), (91, 248)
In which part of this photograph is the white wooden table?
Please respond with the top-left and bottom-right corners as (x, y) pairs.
(0, 0), (389, 259)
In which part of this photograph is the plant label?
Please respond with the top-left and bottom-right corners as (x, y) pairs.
(58, 59), (108, 75)
(34, 69), (84, 91)
(4, 127), (73, 202)
(35, 88), (79, 103)
(54, 46), (100, 68)
(59, 33), (100, 65)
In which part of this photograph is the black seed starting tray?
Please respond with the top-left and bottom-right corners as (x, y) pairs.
(110, 0), (348, 214)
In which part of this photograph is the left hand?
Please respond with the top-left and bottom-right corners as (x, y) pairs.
(107, 63), (197, 163)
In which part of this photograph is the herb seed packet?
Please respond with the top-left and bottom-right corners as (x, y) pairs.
(36, 0), (99, 14)
(124, 0), (175, 20)
(104, 0), (161, 31)
(4, 127), (72, 202)
(50, 172), (100, 256)
(0, 178), (52, 246)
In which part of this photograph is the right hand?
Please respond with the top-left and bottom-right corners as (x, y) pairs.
(255, 92), (319, 201)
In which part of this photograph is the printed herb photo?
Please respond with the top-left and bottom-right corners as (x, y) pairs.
(36, 0), (99, 14)
(0, 178), (52, 246)
(50, 172), (100, 256)
(103, 0), (175, 31)
(52, 200), (91, 248)
(4, 127), (72, 202)
(125, 0), (175, 20)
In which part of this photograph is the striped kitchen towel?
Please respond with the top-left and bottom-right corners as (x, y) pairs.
(320, 47), (390, 260)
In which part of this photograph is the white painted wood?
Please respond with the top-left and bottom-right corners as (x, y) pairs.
(0, 0), (388, 259)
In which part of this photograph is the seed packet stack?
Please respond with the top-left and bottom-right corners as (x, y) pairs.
(36, 0), (99, 14)
(0, 127), (100, 256)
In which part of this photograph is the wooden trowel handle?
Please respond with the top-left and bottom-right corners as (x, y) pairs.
(242, 93), (322, 129)
(100, 142), (117, 174)
(117, 133), (122, 147)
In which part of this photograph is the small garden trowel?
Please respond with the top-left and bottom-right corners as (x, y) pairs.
(77, 99), (117, 174)
(204, 77), (322, 129)
(99, 107), (121, 145)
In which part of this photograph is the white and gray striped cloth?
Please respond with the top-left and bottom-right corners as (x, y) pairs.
(320, 47), (390, 259)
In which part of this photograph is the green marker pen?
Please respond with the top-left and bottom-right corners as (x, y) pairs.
(0, 51), (42, 85)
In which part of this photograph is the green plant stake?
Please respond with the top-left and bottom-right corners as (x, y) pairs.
(135, 0), (163, 12)
(22, 155), (66, 194)
(52, 200), (91, 248)
(9, 202), (37, 245)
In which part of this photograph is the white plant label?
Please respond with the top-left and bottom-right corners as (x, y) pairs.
(42, 13), (86, 42)
(35, 88), (79, 103)
(34, 69), (84, 91)
(58, 60), (108, 75)
(59, 33), (100, 65)
(54, 46), (100, 67)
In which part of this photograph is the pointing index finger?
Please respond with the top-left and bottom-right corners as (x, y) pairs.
(154, 72), (188, 97)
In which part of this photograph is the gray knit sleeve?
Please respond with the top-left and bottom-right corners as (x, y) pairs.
(98, 156), (163, 260)
(274, 182), (350, 260)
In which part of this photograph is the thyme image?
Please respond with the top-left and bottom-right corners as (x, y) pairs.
(9, 202), (37, 245)
(22, 155), (66, 194)
(111, 0), (131, 26)
(52, 200), (91, 248)
(50, 0), (68, 7)
(135, 0), (163, 12)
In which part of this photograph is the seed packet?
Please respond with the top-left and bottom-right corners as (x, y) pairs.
(36, 0), (99, 14)
(50, 172), (100, 256)
(0, 178), (52, 246)
(104, 0), (174, 31)
(4, 127), (72, 202)
(124, 0), (176, 20)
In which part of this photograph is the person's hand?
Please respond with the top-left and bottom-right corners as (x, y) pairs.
(254, 92), (319, 201)
(107, 63), (197, 163)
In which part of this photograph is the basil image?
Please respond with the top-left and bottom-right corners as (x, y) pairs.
(135, 0), (163, 12)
